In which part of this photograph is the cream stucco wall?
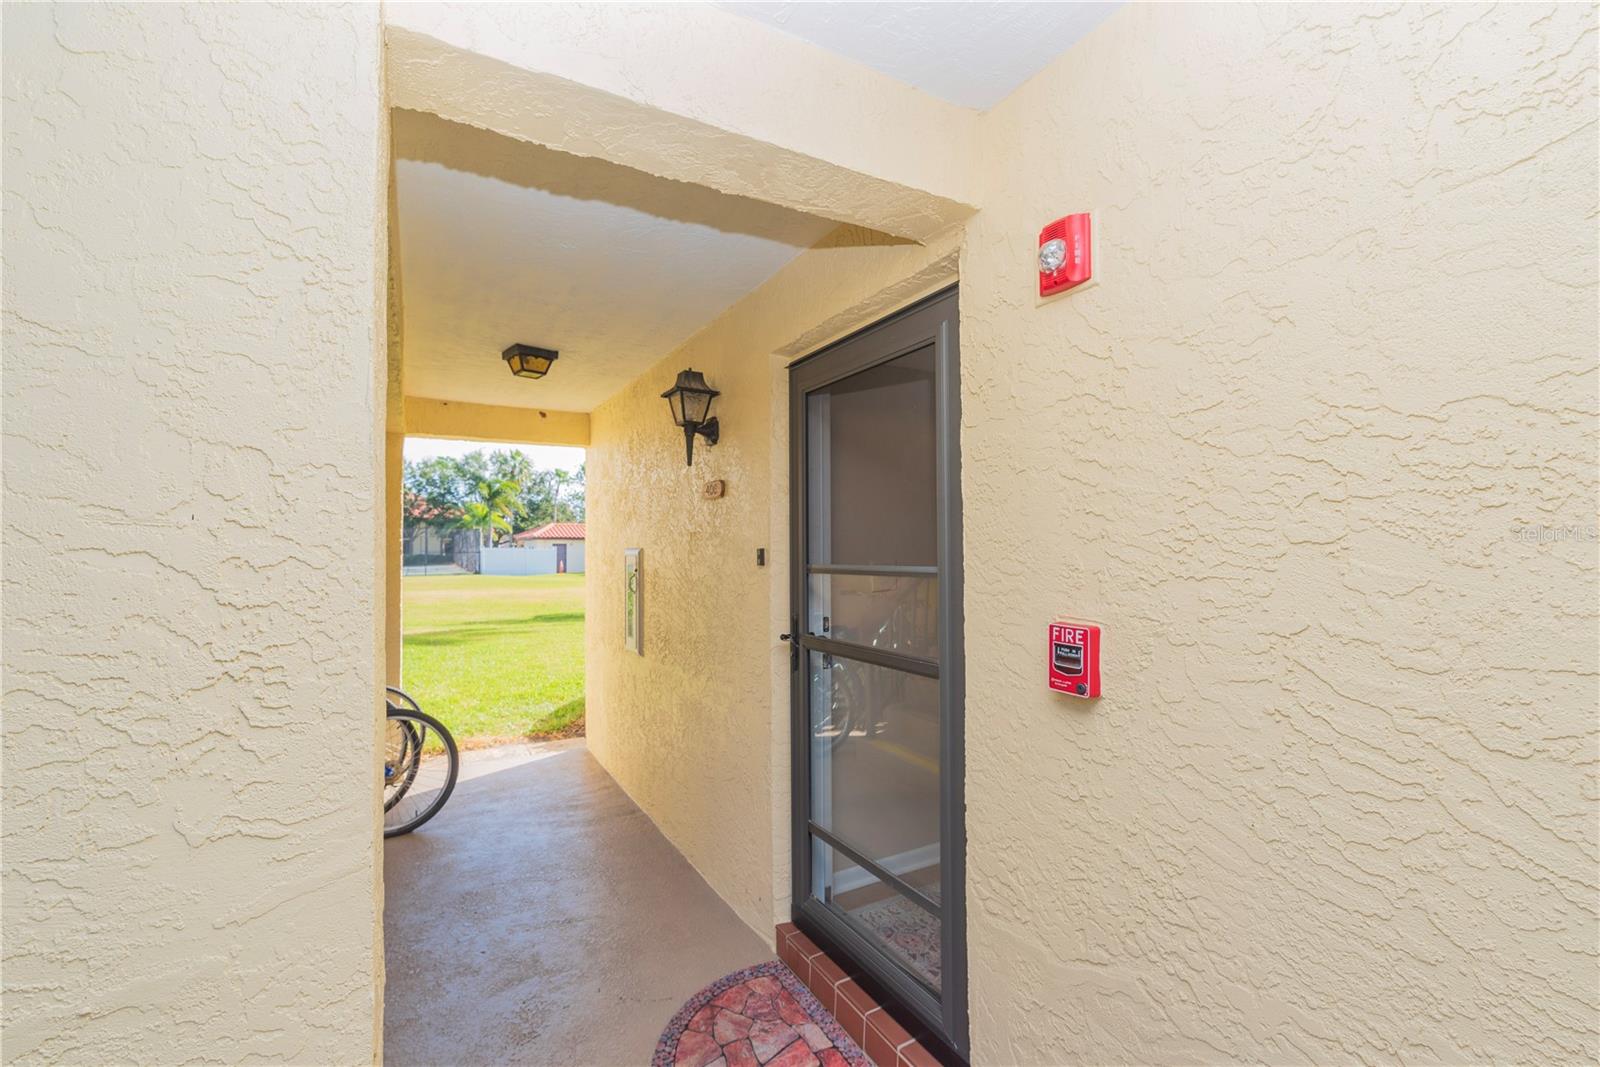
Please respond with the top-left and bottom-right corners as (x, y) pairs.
(403, 396), (590, 448)
(2, 4), (389, 1063)
(961, 5), (1596, 1062)
(586, 3), (1597, 1062)
(586, 226), (958, 940)
(2, 1), (1591, 1063)
(385, 1), (977, 242)
(387, 162), (408, 689)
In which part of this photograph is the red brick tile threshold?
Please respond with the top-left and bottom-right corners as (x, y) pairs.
(777, 922), (944, 1067)
(654, 960), (872, 1067)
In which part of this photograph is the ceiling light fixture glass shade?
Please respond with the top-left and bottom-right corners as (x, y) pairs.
(661, 368), (720, 466)
(502, 343), (559, 379)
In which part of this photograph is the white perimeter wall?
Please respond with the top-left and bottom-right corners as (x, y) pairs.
(481, 542), (586, 575)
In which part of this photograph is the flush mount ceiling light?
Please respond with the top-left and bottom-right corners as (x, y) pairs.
(661, 368), (720, 466)
(502, 343), (558, 380)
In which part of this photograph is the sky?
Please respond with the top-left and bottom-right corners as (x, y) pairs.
(403, 437), (585, 471)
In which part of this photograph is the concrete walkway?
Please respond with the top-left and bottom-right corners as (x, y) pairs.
(383, 740), (770, 1066)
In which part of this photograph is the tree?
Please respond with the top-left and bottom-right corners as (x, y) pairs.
(404, 456), (469, 516)
(458, 500), (510, 547)
(568, 463), (586, 521)
(513, 469), (558, 528)
(542, 465), (586, 524)
(454, 449), (491, 490)
(457, 478), (521, 546)
(550, 469), (573, 522)
(403, 449), (584, 535)
(489, 449), (536, 489)
(402, 490), (458, 528)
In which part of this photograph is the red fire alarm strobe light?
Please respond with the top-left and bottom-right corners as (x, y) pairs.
(1048, 620), (1101, 698)
(1038, 213), (1092, 296)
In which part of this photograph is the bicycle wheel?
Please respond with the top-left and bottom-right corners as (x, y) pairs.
(384, 717), (423, 811)
(386, 685), (422, 714)
(384, 688), (435, 812)
(383, 707), (459, 837)
(811, 654), (865, 750)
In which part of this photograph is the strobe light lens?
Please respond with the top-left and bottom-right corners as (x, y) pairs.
(1039, 237), (1067, 274)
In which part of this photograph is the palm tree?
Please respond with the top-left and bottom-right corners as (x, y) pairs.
(458, 501), (510, 547)
(459, 478), (520, 546)
(490, 449), (537, 492)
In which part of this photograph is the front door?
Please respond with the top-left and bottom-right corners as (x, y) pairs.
(555, 543), (567, 574)
(787, 288), (965, 1056)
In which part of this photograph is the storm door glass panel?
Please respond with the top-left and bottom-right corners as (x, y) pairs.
(806, 573), (938, 659)
(813, 839), (941, 990)
(806, 345), (936, 567)
(807, 652), (940, 883)
(800, 337), (945, 998)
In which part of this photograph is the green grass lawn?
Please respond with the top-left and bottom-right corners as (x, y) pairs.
(401, 573), (585, 746)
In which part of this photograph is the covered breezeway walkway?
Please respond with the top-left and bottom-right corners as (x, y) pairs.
(383, 740), (768, 1066)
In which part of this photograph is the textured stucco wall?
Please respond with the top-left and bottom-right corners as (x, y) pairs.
(2, 4), (388, 1063)
(387, 164), (407, 688)
(961, 4), (1598, 1063)
(584, 3), (1597, 1061)
(384, 2), (977, 242)
(403, 397), (590, 447)
(586, 226), (958, 940)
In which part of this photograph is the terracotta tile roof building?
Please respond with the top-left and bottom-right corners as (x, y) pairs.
(512, 522), (586, 542)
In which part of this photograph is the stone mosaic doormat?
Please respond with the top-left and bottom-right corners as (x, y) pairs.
(654, 960), (871, 1067)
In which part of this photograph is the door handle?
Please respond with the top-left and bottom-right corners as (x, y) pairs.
(780, 618), (799, 671)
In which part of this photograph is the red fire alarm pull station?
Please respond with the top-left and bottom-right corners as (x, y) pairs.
(1048, 620), (1101, 698)
(1038, 213), (1092, 296)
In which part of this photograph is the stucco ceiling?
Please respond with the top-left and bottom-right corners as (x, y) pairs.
(394, 109), (837, 412)
(716, 2), (1121, 110)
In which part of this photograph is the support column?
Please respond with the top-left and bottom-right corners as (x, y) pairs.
(386, 430), (405, 686)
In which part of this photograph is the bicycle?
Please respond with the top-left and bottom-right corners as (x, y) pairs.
(384, 686), (460, 837)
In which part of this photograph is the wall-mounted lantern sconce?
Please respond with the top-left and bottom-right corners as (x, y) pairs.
(661, 368), (720, 466)
(502, 343), (559, 380)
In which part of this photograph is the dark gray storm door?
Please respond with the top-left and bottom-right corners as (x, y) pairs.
(786, 287), (965, 1057)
